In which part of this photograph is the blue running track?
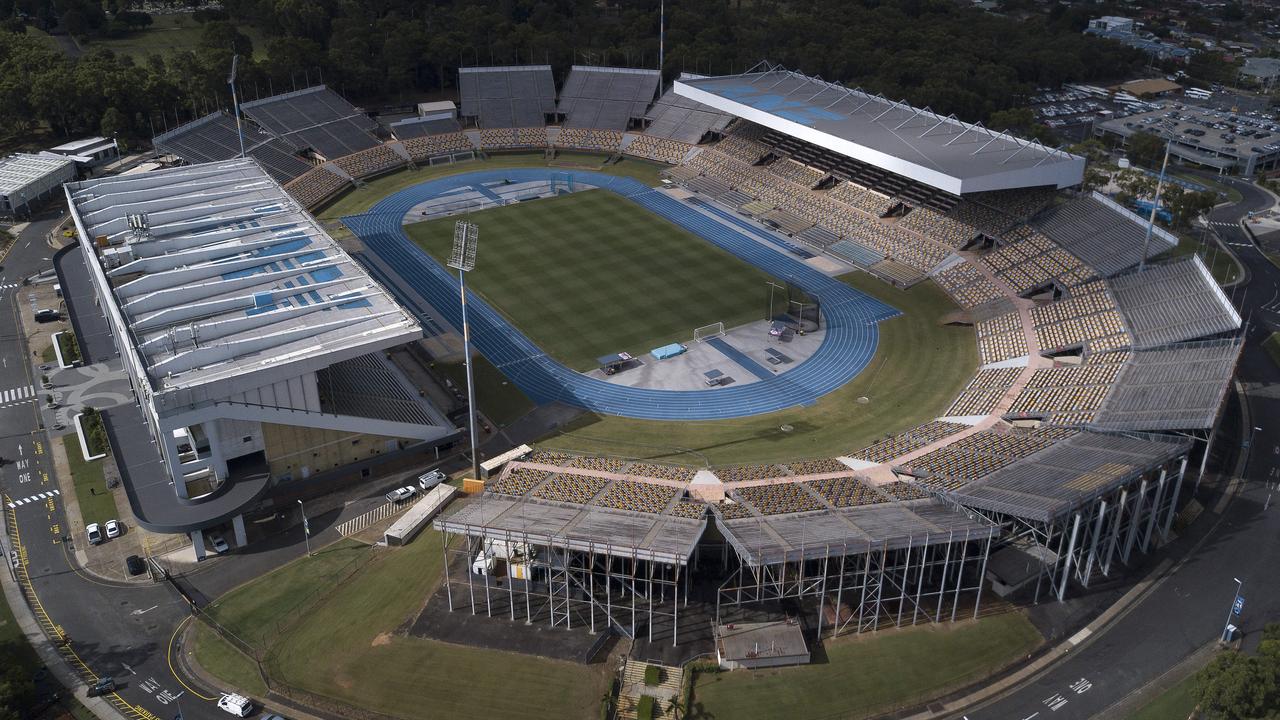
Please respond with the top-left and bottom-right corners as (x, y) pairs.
(342, 169), (899, 421)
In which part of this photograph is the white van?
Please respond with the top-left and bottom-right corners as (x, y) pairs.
(217, 694), (252, 717)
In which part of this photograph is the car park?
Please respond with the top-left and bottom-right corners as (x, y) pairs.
(386, 486), (418, 503)
(209, 533), (230, 554)
(85, 523), (103, 546)
(418, 470), (447, 491)
(217, 693), (253, 717)
(104, 519), (122, 538)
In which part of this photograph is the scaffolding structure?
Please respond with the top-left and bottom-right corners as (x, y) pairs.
(715, 529), (995, 638)
(436, 524), (692, 645)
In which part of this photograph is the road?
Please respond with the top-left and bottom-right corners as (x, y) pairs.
(1, 216), (227, 720)
(956, 176), (1280, 720)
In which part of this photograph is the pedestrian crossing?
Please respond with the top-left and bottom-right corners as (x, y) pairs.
(0, 385), (35, 406)
(7, 489), (59, 508)
(1208, 221), (1238, 229)
(0, 282), (19, 291)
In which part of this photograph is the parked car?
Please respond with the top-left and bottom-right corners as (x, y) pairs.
(104, 519), (122, 538)
(34, 308), (60, 323)
(217, 693), (253, 717)
(385, 486), (418, 503)
(418, 469), (447, 491)
(208, 533), (230, 554)
(85, 523), (103, 546)
(86, 677), (115, 697)
(125, 555), (146, 577)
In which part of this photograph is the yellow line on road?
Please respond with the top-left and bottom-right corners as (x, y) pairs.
(168, 615), (218, 701)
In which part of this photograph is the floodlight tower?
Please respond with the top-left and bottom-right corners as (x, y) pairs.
(1139, 140), (1171, 272)
(450, 220), (482, 483)
(228, 54), (246, 159)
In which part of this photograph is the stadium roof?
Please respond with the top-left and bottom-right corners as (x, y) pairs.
(64, 158), (422, 410)
(675, 64), (1086, 195)
(946, 431), (1192, 523)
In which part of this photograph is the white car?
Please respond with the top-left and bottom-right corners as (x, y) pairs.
(85, 523), (103, 546)
(104, 519), (122, 538)
(208, 533), (230, 554)
(418, 470), (447, 491)
(217, 693), (252, 717)
(386, 486), (418, 503)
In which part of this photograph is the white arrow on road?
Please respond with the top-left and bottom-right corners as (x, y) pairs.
(130, 605), (159, 616)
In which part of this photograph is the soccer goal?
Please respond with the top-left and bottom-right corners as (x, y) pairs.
(694, 322), (726, 343)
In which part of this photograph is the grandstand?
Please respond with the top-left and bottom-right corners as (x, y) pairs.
(390, 116), (462, 139)
(241, 85), (381, 160)
(643, 76), (734, 143)
(1093, 339), (1243, 431)
(458, 65), (557, 129)
(1031, 192), (1177, 276)
(153, 112), (313, 183)
(1108, 257), (1242, 348)
(558, 66), (660, 129)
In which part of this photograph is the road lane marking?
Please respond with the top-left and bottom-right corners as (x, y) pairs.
(7, 489), (59, 507)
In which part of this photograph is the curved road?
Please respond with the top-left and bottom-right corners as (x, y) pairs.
(954, 176), (1280, 720)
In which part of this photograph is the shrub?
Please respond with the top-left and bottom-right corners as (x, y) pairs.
(644, 665), (662, 686)
(636, 695), (655, 720)
(82, 407), (109, 456)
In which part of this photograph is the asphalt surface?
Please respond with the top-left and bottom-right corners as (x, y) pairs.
(955, 176), (1280, 720)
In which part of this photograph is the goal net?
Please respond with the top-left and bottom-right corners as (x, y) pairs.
(694, 322), (726, 343)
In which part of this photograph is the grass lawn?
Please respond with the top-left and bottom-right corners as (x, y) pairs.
(538, 273), (976, 466)
(694, 613), (1042, 720)
(61, 434), (118, 527)
(81, 14), (267, 59)
(321, 152), (665, 220)
(1173, 172), (1242, 204)
(1155, 233), (1241, 285)
(189, 622), (268, 697)
(1127, 673), (1198, 720)
(1264, 333), (1280, 369)
(195, 533), (608, 720)
(40, 343), (57, 364)
(406, 189), (777, 372)
(433, 355), (533, 426)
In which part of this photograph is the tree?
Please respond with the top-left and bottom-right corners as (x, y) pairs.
(1115, 169), (1157, 204)
(1167, 187), (1217, 228)
(1126, 131), (1166, 169)
(1192, 651), (1278, 720)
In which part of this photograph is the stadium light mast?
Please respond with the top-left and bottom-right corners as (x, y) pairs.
(228, 54), (247, 159)
(1139, 139), (1171, 272)
(449, 220), (483, 483)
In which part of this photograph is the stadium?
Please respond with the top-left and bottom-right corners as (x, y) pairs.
(89, 60), (1244, 669)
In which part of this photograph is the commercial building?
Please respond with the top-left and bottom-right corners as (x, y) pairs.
(47, 137), (121, 170)
(1095, 102), (1280, 176)
(64, 158), (456, 553)
(0, 152), (76, 217)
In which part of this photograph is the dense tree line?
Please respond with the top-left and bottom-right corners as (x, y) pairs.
(1, 0), (1149, 149)
(1192, 623), (1280, 720)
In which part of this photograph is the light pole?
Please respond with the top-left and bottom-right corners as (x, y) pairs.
(228, 54), (246, 159)
(297, 499), (312, 557)
(1140, 139), (1171, 272)
(449, 220), (482, 483)
(1221, 577), (1243, 642)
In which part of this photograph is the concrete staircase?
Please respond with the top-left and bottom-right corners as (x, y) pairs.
(615, 659), (683, 719)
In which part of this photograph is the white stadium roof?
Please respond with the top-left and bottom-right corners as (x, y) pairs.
(65, 158), (422, 407)
(676, 64), (1085, 195)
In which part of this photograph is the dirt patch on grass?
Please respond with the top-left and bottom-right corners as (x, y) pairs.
(372, 632), (393, 647)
